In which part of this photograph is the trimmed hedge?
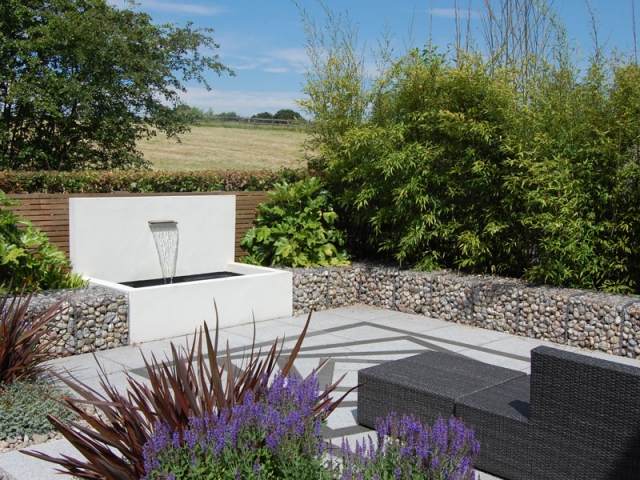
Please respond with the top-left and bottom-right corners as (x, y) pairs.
(0, 169), (310, 194)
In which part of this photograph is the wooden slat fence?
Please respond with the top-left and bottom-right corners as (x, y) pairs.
(6, 192), (269, 261)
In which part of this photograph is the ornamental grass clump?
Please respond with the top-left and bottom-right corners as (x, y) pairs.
(333, 413), (480, 480)
(142, 373), (330, 480)
(0, 289), (63, 385)
(25, 311), (349, 480)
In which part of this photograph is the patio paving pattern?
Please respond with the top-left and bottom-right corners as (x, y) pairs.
(2, 305), (639, 480)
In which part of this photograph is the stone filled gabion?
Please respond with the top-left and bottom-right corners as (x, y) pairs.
(20, 286), (129, 357)
(289, 265), (640, 359)
(17, 267), (640, 360)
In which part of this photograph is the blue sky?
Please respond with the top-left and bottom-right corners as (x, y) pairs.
(112, 0), (639, 117)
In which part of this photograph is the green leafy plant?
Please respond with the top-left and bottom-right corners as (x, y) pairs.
(1, 191), (86, 293)
(0, 169), (309, 194)
(25, 311), (350, 480)
(241, 177), (350, 267)
(0, 290), (63, 385)
(299, 2), (640, 294)
(0, 378), (76, 439)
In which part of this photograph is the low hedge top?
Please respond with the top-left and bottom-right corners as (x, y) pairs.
(0, 168), (309, 194)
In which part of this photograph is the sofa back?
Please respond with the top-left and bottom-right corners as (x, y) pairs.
(528, 346), (640, 479)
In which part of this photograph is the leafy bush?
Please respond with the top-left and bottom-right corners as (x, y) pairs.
(142, 373), (330, 480)
(0, 290), (63, 385)
(0, 378), (76, 439)
(241, 177), (350, 267)
(300, 4), (640, 293)
(25, 313), (349, 479)
(0, 168), (310, 194)
(320, 50), (519, 273)
(1, 191), (85, 293)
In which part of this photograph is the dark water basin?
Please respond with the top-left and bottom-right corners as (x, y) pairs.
(120, 271), (242, 288)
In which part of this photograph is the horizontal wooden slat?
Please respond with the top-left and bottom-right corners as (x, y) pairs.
(7, 192), (269, 261)
(14, 218), (69, 225)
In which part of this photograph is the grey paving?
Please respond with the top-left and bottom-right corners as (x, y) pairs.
(2, 305), (638, 480)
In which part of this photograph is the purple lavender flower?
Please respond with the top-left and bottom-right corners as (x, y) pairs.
(142, 372), (326, 479)
(183, 428), (198, 450)
(340, 413), (478, 480)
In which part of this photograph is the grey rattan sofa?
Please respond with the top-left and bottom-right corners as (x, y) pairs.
(357, 346), (640, 480)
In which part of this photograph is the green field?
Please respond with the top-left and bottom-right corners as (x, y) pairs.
(137, 124), (309, 171)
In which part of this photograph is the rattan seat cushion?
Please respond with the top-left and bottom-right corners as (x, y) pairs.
(456, 375), (532, 480)
(357, 350), (526, 429)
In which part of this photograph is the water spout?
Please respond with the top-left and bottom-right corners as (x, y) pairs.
(148, 220), (179, 284)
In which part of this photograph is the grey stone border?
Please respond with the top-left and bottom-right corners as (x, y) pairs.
(288, 264), (640, 359)
(13, 285), (129, 357)
(16, 264), (640, 359)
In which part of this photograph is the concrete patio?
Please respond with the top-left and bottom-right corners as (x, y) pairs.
(2, 305), (638, 480)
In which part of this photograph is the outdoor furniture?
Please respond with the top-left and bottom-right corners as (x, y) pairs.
(357, 350), (526, 430)
(357, 346), (640, 480)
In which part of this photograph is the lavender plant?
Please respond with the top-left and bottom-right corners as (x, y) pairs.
(143, 381), (480, 480)
(333, 413), (480, 480)
(142, 372), (331, 480)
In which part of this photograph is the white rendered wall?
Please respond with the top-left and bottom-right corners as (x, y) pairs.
(90, 263), (293, 343)
(69, 196), (235, 283)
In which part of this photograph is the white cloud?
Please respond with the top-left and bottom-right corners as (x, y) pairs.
(177, 87), (304, 117)
(430, 8), (480, 19)
(229, 62), (261, 71)
(110, 0), (225, 16)
(222, 47), (309, 75)
(268, 47), (309, 65)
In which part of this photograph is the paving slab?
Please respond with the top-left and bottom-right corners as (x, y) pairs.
(4, 305), (638, 480)
(0, 439), (80, 480)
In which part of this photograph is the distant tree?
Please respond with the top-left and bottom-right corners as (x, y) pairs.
(175, 105), (206, 124)
(0, 0), (232, 171)
(214, 111), (239, 118)
(252, 112), (274, 119)
(274, 109), (303, 121)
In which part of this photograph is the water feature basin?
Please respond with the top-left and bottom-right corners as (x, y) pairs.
(69, 195), (292, 343)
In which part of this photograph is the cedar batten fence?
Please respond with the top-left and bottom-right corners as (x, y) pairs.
(5, 192), (269, 261)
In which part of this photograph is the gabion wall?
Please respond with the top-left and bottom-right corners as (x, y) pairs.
(290, 264), (640, 359)
(24, 286), (129, 357)
(23, 266), (640, 360)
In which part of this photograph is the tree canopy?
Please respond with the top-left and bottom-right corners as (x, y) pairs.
(0, 0), (232, 170)
(252, 111), (274, 119)
(274, 109), (303, 121)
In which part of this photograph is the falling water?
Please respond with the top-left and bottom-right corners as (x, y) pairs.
(148, 220), (179, 284)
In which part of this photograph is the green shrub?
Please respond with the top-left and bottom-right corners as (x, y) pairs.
(0, 378), (76, 439)
(0, 191), (85, 293)
(0, 168), (309, 194)
(240, 177), (350, 267)
(301, 13), (640, 293)
(321, 50), (519, 273)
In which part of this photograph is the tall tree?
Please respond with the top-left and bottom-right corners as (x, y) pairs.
(0, 0), (232, 170)
(274, 108), (302, 121)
